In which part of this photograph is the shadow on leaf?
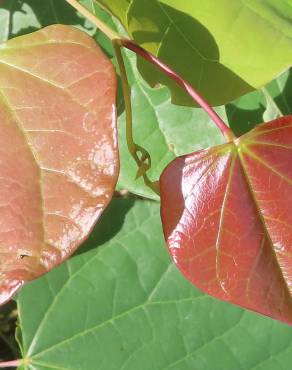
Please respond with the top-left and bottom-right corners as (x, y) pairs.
(128, 0), (253, 106)
(75, 198), (135, 256)
(226, 68), (292, 136)
(2, 0), (93, 39)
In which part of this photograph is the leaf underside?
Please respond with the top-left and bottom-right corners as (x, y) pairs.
(160, 116), (292, 325)
(0, 25), (119, 304)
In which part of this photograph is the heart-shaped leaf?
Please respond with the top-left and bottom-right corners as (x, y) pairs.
(97, 0), (292, 106)
(0, 25), (119, 304)
(160, 116), (292, 325)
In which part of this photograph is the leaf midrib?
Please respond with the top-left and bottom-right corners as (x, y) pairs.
(214, 154), (236, 295)
(236, 142), (292, 305)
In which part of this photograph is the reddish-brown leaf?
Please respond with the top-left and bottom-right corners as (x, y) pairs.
(0, 25), (118, 304)
(160, 116), (292, 325)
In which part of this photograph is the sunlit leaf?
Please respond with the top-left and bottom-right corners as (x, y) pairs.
(97, 0), (292, 106)
(0, 25), (118, 304)
(160, 116), (292, 325)
(17, 199), (292, 370)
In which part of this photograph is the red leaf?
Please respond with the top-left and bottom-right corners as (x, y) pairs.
(0, 25), (119, 304)
(160, 116), (292, 325)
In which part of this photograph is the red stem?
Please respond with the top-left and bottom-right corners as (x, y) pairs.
(121, 39), (235, 142)
(0, 359), (22, 368)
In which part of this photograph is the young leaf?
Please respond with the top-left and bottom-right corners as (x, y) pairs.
(160, 116), (292, 325)
(0, 25), (118, 304)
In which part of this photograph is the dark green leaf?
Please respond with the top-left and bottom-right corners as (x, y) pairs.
(0, 0), (95, 42)
(227, 68), (292, 136)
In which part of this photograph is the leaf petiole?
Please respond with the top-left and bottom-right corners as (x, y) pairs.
(65, 0), (235, 141)
(113, 40), (160, 195)
(0, 359), (23, 368)
(121, 40), (235, 141)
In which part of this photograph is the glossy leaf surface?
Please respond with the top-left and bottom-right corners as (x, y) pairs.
(97, 0), (292, 106)
(161, 116), (292, 325)
(0, 25), (118, 304)
(17, 199), (292, 370)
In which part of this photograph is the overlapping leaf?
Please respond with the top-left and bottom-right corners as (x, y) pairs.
(97, 0), (292, 106)
(89, 2), (227, 200)
(117, 50), (225, 200)
(227, 68), (292, 136)
(0, 25), (118, 304)
(17, 199), (292, 370)
(160, 116), (292, 325)
(93, 2), (292, 202)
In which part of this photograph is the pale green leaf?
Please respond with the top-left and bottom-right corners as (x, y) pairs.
(227, 68), (291, 135)
(89, 3), (227, 200)
(262, 88), (282, 122)
(97, 0), (292, 106)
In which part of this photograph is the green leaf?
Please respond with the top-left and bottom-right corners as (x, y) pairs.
(227, 68), (292, 136)
(263, 68), (292, 116)
(117, 50), (226, 200)
(97, 0), (292, 106)
(89, 1), (226, 200)
(17, 199), (292, 370)
(262, 88), (282, 122)
(0, 0), (96, 42)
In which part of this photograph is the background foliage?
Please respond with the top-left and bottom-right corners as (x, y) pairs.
(0, 0), (291, 369)
(97, 0), (292, 106)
